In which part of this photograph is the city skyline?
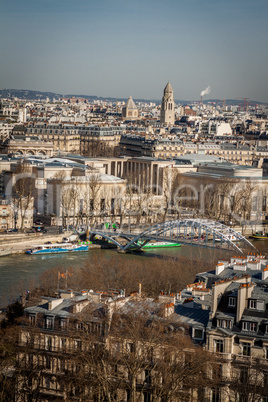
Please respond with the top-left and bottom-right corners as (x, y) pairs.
(0, 0), (268, 103)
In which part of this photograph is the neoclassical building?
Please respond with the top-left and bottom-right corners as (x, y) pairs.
(160, 82), (175, 125)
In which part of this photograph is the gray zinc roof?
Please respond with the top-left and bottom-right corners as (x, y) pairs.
(174, 305), (210, 327)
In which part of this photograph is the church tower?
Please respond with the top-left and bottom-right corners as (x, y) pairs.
(160, 82), (175, 125)
(122, 96), (139, 121)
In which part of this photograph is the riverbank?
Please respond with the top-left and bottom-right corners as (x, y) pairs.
(0, 232), (103, 256)
(0, 234), (267, 309)
(0, 222), (266, 256)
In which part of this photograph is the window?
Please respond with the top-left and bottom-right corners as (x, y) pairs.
(127, 342), (135, 354)
(29, 314), (36, 326)
(45, 336), (52, 351)
(111, 198), (115, 215)
(217, 319), (231, 329)
(45, 356), (51, 370)
(100, 199), (105, 211)
(249, 300), (256, 309)
(60, 319), (68, 330)
(263, 196), (267, 212)
(230, 195), (235, 211)
(252, 196), (258, 212)
(46, 317), (54, 329)
(60, 338), (66, 350)
(75, 340), (82, 351)
(211, 387), (220, 402)
(228, 297), (236, 307)
(240, 367), (248, 383)
(214, 339), (224, 353)
(143, 392), (151, 402)
(242, 321), (257, 332)
(45, 377), (51, 389)
(76, 321), (84, 331)
(193, 328), (203, 340)
(58, 358), (65, 372)
(144, 369), (152, 384)
(242, 342), (251, 356)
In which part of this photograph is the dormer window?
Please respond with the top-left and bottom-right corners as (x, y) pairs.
(29, 314), (36, 326)
(217, 319), (232, 329)
(228, 297), (236, 307)
(46, 317), (54, 329)
(60, 319), (68, 330)
(193, 328), (204, 340)
(242, 321), (257, 332)
(249, 300), (256, 309)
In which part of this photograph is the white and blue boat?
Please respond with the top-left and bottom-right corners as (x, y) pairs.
(25, 243), (89, 255)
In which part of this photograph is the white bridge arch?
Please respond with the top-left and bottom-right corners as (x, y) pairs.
(89, 219), (255, 254)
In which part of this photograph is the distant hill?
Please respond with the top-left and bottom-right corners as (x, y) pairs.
(0, 88), (63, 101)
(0, 88), (267, 106)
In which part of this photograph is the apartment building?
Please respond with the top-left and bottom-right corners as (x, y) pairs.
(119, 134), (268, 166)
(0, 121), (15, 141)
(79, 125), (122, 155)
(0, 198), (12, 230)
(17, 287), (215, 401)
(16, 251), (268, 401)
(197, 254), (268, 401)
(25, 123), (122, 155)
(26, 123), (81, 154)
(0, 196), (33, 230)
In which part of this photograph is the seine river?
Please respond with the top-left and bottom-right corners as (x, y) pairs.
(0, 240), (267, 308)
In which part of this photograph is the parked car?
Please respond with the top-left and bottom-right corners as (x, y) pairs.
(26, 229), (35, 233)
(32, 226), (47, 233)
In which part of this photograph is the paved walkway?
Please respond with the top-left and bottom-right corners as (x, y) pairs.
(0, 233), (73, 255)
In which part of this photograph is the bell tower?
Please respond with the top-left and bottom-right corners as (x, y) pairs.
(160, 82), (175, 125)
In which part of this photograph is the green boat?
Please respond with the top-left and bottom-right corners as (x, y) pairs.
(138, 241), (181, 249)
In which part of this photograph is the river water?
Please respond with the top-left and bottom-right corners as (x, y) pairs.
(0, 240), (267, 308)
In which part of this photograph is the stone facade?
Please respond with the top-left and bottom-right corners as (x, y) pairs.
(122, 96), (139, 121)
(160, 82), (175, 126)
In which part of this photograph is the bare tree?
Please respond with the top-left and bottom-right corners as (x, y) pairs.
(0, 326), (17, 401)
(12, 161), (35, 230)
(83, 137), (120, 158)
(53, 172), (81, 229)
(85, 172), (101, 226)
(226, 360), (268, 402)
(162, 167), (174, 220)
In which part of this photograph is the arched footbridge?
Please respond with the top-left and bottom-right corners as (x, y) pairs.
(88, 219), (255, 254)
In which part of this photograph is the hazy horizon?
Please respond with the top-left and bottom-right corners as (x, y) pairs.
(1, 0), (268, 103)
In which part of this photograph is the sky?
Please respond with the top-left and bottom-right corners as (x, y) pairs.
(0, 0), (268, 102)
